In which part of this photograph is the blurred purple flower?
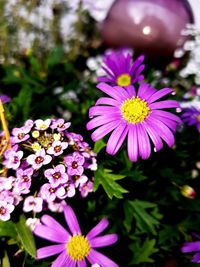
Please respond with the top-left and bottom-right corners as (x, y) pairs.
(181, 234), (200, 263)
(97, 50), (144, 87)
(0, 95), (11, 104)
(34, 204), (118, 267)
(182, 106), (200, 132)
(87, 82), (181, 162)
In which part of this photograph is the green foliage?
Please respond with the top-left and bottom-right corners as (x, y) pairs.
(94, 166), (128, 199)
(15, 215), (36, 259)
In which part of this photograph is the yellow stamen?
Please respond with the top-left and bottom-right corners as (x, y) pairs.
(53, 133), (61, 141)
(32, 142), (41, 152)
(116, 73), (131, 86)
(66, 235), (91, 261)
(121, 96), (150, 123)
(32, 131), (40, 138)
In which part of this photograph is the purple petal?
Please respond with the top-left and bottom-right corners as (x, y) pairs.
(181, 241), (200, 253)
(91, 120), (120, 142)
(137, 124), (151, 160)
(89, 234), (118, 248)
(77, 260), (87, 267)
(96, 83), (126, 101)
(95, 97), (119, 106)
(153, 116), (177, 132)
(143, 121), (163, 152)
(129, 55), (144, 75)
(41, 215), (70, 238)
(64, 205), (81, 235)
(127, 125), (138, 162)
(87, 218), (109, 239)
(106, 122), (128, 155)
(149, 100), (180, 110)
(146, 116), (175, 147)
(151, 110), (182, 123)
(87, 114), (120, 130)
(137, 83), (156, 100)
(37, 244), (65, 259)
(87, 249), (119, 267)
(89, 106), (120, 117)
(147, 88), (174, 103)
(126, 85), (136, 97)
(34, 225), (68, 243)
(51, 250), (70, 267)
(192, 253), (200, 263)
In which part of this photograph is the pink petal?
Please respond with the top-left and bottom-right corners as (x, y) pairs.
(87, 115), (120, 130)
(51, 250), (70, 267)
(151, 110), (182, 123)
(147, 88), (174, 103)
(87, 218), (109, 239)
(137, 83), (156, 100)
(41, 215), (70, 238)
(143, 121), (163, 152)
(77, 260), (87, 267)
(125, 85), (136, 97)
(89, 234), (118, 248)
(89, 106), (119, 118)
(127, 125), (138, 162)
(149, 100), (180, 110)
(87, 249), (119, 267)
(106, 122), (128, 155)
(96, 83), (126, 101)
(137, 124), (151, 160)
(34, 225), (68, 243)
(91, 120), (120, 142)
(37, 244), (65, 259)
(96, 97), (119, 106)
(64, 205), (81, 235)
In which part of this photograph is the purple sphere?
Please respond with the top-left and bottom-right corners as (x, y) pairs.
(100, 0), (194, 66)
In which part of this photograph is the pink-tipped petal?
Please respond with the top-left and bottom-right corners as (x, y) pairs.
(127, 125), (139, 162)
(87, 218), (109, 239)
(41, 215), (70, 238)
(77, 259), (87, 267)
(87, 115), (120, 130)
(37, 244), (65, 259)
(146, 117), (175, 147)
(106, 122), (128, 155)
(89, 106), (119, 118)
(137, 124), (151, 160)
(64, 205), (81, 235)
(51, 251), (70, 267)
(144, 121), (163, 152)
(147, 88), (174, 103)
(126, 85), (136, 97)
(149, 100), (180, 110)
(91, 120), (120, 142)
(34, 225), (68, 243)
(89, 234), (118, 248)
(95, 97), (119, 106)
(96, 83), (126, 101)
(87, 249), (119, 267)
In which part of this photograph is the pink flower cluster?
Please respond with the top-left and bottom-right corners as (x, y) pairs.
(0, 118), (97, 221)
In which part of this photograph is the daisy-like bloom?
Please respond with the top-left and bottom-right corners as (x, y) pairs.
(181, 234), (200, 263)
(182, 106), (200, 132)
(34, 204), (118, 267)
(97, 50), (145, 87)
(87, 82), (181, 162)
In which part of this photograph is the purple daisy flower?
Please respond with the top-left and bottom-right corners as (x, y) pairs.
(97, 50), (144, 87)
(182, 106), (200, 132)
(87, 82), (181, 162)
(34, 204), (118, 267)
(181, 234), (200, 263)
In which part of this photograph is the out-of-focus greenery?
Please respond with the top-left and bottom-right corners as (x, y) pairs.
(0, 1), (200, 267)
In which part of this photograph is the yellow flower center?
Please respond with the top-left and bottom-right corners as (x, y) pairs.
(66, 235), (91, 261)
(121, 96), (150, 123)
(116, 73), (131, 86)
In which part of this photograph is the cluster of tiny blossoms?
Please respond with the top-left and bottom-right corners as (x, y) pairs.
(0, 118), (97, 221)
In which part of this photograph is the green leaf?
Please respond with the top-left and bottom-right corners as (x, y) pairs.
(2, 251), (10, 267)
(15, 215), (36, 258)
(93, 167), (128, 199)
(123, 200), (162, 234)
(93, 139), (106, 153)
(0, 220), (17, 239)
(129, 238), (158, 264)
